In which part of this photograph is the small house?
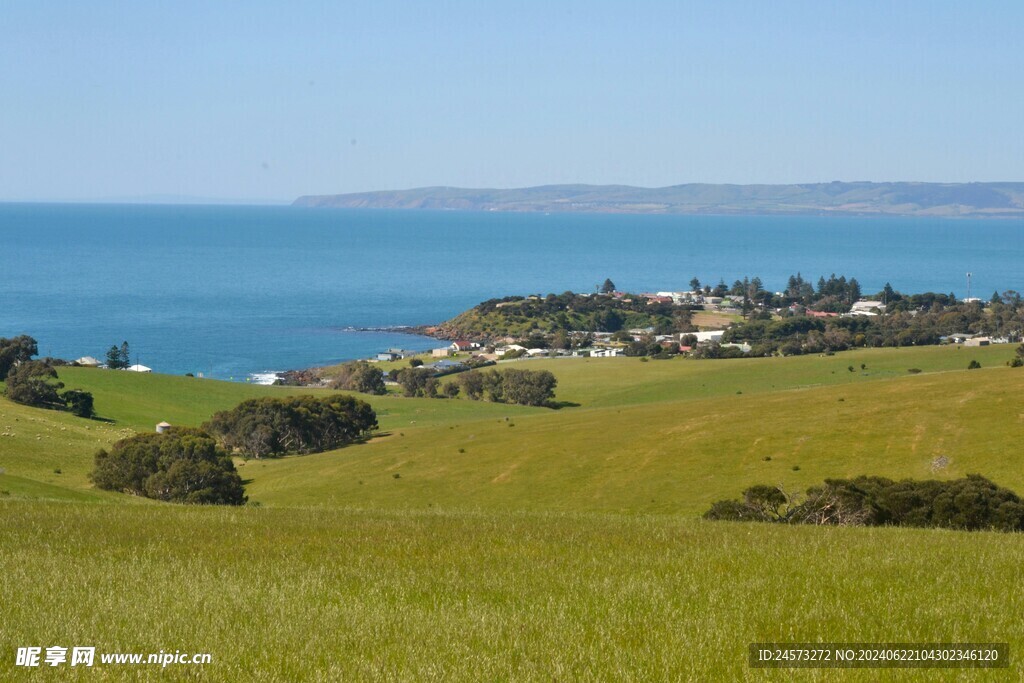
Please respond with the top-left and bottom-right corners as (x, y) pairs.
(156, 421), (171, 434)
(75, 356), (102, 367)
(127, 364), (152, 373)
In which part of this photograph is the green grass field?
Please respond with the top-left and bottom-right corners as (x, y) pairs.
(2, 502), (1021, 681)
(2, 344), (1022, 679)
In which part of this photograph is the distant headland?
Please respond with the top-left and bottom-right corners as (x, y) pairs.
(293, 182), (1024, 218)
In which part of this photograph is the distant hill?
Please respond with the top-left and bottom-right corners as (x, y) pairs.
(294, 182), (1024, 217)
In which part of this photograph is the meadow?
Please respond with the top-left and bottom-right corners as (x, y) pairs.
(1, 344), (1022, 679)
(2, 502), (1021, 681)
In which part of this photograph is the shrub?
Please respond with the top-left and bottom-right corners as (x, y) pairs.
(91, 428), (246, 505)
(967, 360), (981, 370)
(204, 395), (377, 458)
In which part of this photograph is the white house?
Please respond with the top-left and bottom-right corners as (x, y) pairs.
(495, 344), (527, 356)
(74, 356), (102, 367)
(684, 330), (725, 343)
(588, 348), (623, 358)
(127, 364), (152, 373)
(850, 300), (885, 315)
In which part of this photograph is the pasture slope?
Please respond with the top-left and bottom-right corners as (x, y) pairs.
(0, 344), (1021, 680)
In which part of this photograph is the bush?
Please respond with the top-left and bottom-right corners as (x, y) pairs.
(968, 360), (981, 370)
(91, 428), (246, 505)
(204, 395), (377, 458)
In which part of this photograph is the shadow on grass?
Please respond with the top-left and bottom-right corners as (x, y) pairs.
(547, 401), (581, 410)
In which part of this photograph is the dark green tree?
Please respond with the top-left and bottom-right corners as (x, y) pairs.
(4, 360), (64, 408)
(204, 395), (377, 458)
(457, 371), (486, 400)
(60, 389), (95, 418)
(600, 278), (616, 294)
(501, 368), (557, 406)
(0, 335), (38, 379)
(91, 427), (246, 505)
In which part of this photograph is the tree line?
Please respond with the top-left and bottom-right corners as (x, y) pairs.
(705, 475), (1024, 532)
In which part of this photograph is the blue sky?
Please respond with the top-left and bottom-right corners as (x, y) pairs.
(2, 1), (1022, 201)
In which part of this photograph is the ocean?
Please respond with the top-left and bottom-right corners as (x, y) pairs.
(1, 203), (1021, 380)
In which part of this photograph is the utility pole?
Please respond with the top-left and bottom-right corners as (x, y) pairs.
(966, 272), (972, 302)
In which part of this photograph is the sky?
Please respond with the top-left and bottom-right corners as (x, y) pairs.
(2, 1), (1023, 202)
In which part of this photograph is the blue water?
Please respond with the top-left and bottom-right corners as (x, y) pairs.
(1, 203), (1022, 379)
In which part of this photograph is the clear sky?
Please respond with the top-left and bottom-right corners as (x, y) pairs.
(2, 1), (1022, 202)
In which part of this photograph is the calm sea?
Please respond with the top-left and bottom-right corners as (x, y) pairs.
(1, 203), (1021, 380)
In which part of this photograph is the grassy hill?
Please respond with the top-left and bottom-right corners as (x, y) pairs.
(2, 344), (1018, 512)
(248, 345), (1024, 513)
(3, 346), (1023, 679)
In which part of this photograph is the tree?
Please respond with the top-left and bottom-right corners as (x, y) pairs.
(550, 329), (569, 350)
(329, 362), (386, 395)
(689, 277), (701, 292)
(497, 369), (556, 406)
(408, 358), (424, 368)
(61, 389), (95, 418)
(4, 360), (64, 408)
(600, 278), (616, 294)
(106, 341), (131, 370)
(457, 371), (486, 400)
(0, 335), (38, 379)
(204, 395), (378, 458)
(91, 427), (246, 505)
(395, 368), (434, 397)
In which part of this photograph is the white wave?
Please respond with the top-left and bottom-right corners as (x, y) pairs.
(248, 372), (283, 385)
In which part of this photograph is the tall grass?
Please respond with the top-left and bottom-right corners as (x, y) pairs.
(1, 502), (1020, 681)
